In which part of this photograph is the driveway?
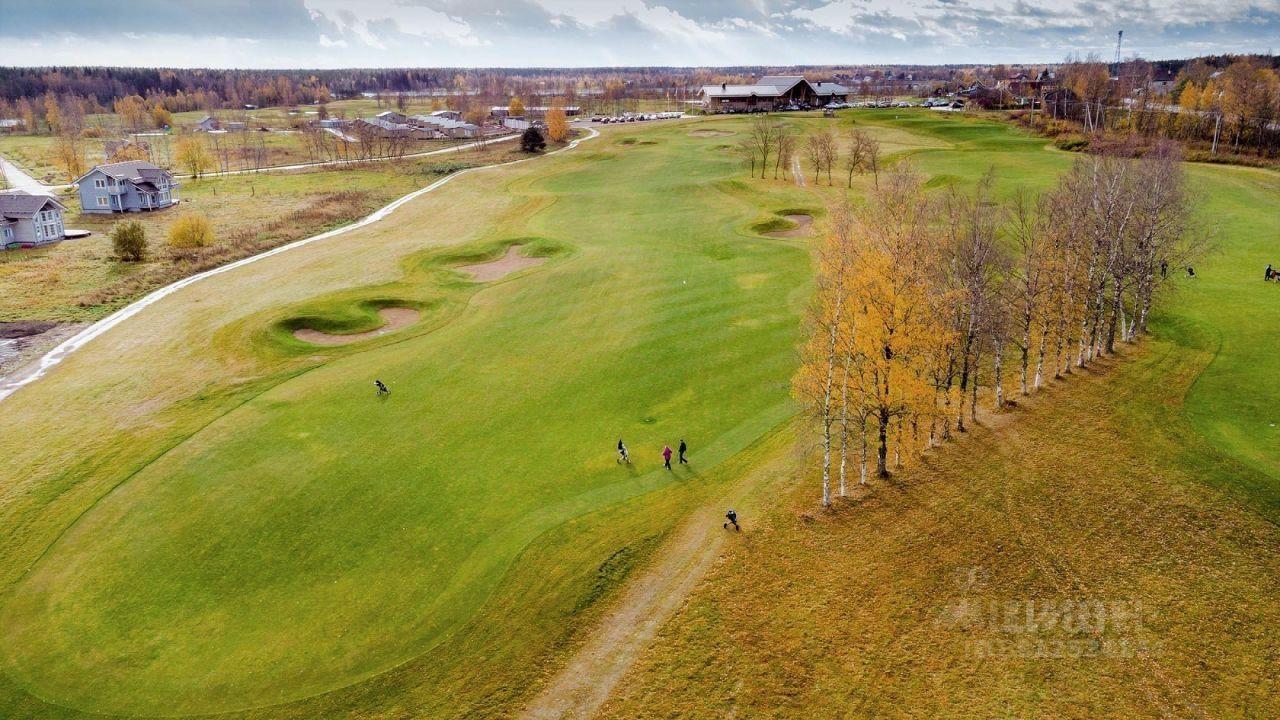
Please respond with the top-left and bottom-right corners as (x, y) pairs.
(0, 155), (62, 194)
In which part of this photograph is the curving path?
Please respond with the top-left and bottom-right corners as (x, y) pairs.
(0, 128), (598, 403)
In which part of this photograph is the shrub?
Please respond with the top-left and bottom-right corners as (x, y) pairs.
(1053, 135), (1090, 152)
(110, 220), (147, 261)
(520, 127), (546, 153)
(167, 213), (215, 249)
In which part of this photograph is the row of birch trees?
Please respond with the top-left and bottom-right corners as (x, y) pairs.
(795, 142), (1204, 506)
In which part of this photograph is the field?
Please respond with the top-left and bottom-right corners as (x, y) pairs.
(0, 140), (530, 323)
(0, 109), (1277, 719)
(0, 127), (472, 183)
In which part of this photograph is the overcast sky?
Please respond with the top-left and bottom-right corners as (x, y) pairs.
(1, 0), (1276, 68)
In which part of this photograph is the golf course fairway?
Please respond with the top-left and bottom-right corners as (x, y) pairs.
(1, 111), (1278, 719)
(0, 118), (822, 716)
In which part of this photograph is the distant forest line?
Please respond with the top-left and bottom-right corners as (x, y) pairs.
(3, 56), (1276, 108)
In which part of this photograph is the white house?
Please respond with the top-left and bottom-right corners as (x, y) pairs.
(1, 190), (68, 249)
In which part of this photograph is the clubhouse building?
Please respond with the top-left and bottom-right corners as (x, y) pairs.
(699, 75), (850, 113)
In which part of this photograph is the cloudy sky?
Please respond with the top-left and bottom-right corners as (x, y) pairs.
(1, 0), (1276, 67)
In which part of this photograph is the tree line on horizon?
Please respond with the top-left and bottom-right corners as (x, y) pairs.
(794, 144), (1204, 506)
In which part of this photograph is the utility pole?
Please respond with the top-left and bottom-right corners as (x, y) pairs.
(1113, 30), (1124, 77)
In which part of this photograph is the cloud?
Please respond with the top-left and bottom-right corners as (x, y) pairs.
(0, 0), (1276, 66)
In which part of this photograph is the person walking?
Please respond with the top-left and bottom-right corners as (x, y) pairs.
(723, 509), (740, 531)
(678, 439), (688, 464)
(617, 439), (630, 464)
(1266, 264), (1274, 281)
(662, 444), (673, 470)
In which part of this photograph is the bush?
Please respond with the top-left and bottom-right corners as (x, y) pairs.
(1053, 135), (1090, 152)
(167, 213), (215, 249)
(110, 220), (147, 261)
(520, 127), (546, 153)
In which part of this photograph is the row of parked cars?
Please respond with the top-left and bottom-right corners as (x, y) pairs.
(592, 112), (684, 124)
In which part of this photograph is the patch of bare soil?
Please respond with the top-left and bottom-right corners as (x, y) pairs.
(293, 307), (420, 346)
(0, 322), (90, 386)
(459, 245), (546, 282)
(689, 129), (734, 138)
(763, 214), (813, 238)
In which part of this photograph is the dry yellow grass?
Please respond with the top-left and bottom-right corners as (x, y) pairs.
(599, 339), (1280, 719)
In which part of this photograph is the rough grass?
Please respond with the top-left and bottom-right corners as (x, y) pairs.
(599, 339), (1280, 719)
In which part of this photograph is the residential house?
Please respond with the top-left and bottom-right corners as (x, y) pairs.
(700, 76), (849, 113)
(1, 190), (67, 249)
(431, 110), (462, 121)
(0, 118), (24, 133)
(76, 160), (179, 214)
(195, 116), (221, 132)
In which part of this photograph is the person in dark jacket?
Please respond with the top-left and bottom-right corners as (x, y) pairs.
(678, 439), (688, 464)
(617, 439), (630, 464)
(723, 509), (739, 531)
(375, 379), (390, 396)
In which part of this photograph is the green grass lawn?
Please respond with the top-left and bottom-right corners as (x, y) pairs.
(594, 110), (1280, 719)
(0, 116), (818, 717)
(0, 110), (1276, 720)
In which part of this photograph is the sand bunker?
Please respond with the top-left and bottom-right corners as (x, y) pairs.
(763, 214), (814, 238)
(293, 307), (420, 346)
(458, 245), (546, 282)
(689, 129), (734, 137)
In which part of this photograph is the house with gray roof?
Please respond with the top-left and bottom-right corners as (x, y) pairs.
(1, 190), (68, 249)
(76, 161), (179, 214)
(700, 76), (849, 113)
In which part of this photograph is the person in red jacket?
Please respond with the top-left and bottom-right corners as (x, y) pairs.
(662, 444), (673, 470)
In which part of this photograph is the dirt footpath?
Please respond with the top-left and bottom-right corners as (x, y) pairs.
(519, 427), (796, 720)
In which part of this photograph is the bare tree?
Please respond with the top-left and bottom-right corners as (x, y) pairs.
(845, 128), (881, 188)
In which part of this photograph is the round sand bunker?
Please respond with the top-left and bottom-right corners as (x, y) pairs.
(762, 215), (814, 238)
(293, 307), (421, 346)
(458, 245), (546, 282)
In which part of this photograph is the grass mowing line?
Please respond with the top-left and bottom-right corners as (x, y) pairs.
(0, 118), (816, 716)
(519, 420), (798, 720)
(0, 128), (599, 404)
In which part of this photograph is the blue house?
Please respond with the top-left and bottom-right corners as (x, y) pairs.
(76, 161), (179, 214)
(1, 190), (67, 249)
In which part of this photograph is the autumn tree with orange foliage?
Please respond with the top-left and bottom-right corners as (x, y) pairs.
(545, 106), (569, 142)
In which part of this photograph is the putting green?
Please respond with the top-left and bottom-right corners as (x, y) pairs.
(0, 119), (816, 715)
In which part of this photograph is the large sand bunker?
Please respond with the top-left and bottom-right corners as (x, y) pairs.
(458, 245), (546, 282)
(293, 307), (421, 346)
(762, 214), (813, 238)
(689, 129), (734, 137)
